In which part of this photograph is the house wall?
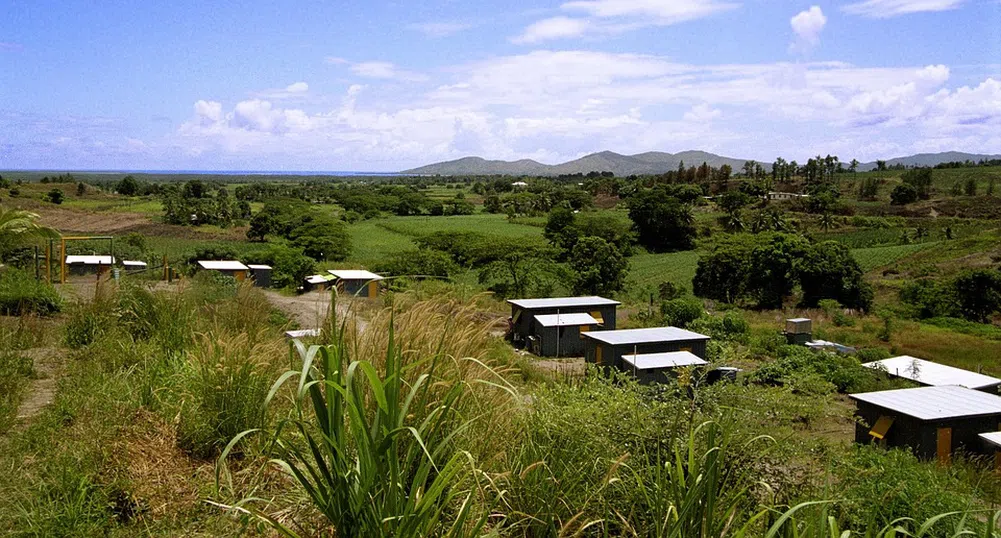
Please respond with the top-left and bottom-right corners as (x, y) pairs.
(511, 304), (617, 344)
(855, 402), (1001, 460)
(593, 339), (708, 371)
(531, 323), (594, 357)
(338, 279), (377, 297)
(250, 269), (271, 288)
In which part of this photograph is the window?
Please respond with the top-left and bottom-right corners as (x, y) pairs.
(869, 415), (893, 440)
(590, 310), (605, 326)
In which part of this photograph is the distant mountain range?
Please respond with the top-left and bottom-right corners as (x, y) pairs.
(402, 150), (1001, 177)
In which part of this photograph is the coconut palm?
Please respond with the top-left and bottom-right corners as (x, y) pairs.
(0, 206), (59, 259)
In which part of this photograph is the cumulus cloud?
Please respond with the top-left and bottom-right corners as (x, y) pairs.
(789, 6), (827, 53)
(842, 0), (965, 18)
(684, 103), (723, 122)
(285, 82), (308, 93)
(512, 0), (738, 43)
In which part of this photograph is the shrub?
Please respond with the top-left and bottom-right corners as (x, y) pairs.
(660, 296), (705, 328)
(658, 280), (684, 300)
(890, 184), (919, 205)
(375, 248), (460, 279)
(749, 345), (880, 394)
(0, 269), (61, 316)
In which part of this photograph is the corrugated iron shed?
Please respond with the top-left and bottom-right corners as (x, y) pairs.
(850, 385), (1001, 421)
(979, 432), (1001, 448)
(328, 269), (384, 281)
(66, 255), (115, 265)
(507, 296), (620, 309)
(582, 327), (710, 346)
(198, 260), (249, 271)
(534, 313), (600, 327)
(863, 356), (1001, 390)
(621, 351), (708, 370)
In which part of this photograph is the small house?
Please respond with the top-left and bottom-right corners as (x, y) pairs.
(850, 385), (1001, 463)
(197, 260), (249, 281)
(303, 274), (334, 292)
(512, 181), (528, 188)
(65, 255), (115, 276)
(328, 270), (384, 298)
(122, 260), (147, 273)
(247, 264), (272, 288)
(621, 350), (708, 385)
(508, 296), (619, 347)
(767, 191), (809, 201)
(528, 313), (600, 357)
(582, 327), (711, 371)
(863, 356), (1001, 392)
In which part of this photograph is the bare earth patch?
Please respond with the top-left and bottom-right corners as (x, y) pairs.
(15, 347), (63, 422)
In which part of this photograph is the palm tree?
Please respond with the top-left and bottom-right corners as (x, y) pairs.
(819, 212), (835, 231)
(0, 206), (59, 259)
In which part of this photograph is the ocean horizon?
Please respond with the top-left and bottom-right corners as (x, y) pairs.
(1, 169), (406, 176)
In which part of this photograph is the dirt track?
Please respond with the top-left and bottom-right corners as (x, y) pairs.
(263, 290), (370, 333)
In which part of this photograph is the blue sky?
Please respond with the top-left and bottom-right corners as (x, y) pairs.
(1, 0), (999, 171)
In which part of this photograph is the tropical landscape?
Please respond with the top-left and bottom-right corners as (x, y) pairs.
(2, 1), (1001, 537)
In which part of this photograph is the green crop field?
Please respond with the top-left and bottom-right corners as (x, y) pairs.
(851, 242), (937, 272)
(376, 213), (544, 239)
(625, 250), (701, 300)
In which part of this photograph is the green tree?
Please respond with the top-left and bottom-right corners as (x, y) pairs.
(46, 189), (64, 205)
(900, 168), (933, 199)
(952, 269), (1001, 323)
(377, 249), (459, 279)
(964, 176), (977, 196)
(0, 207), (59, 260)
(567, 236), (628, 296)
(627, 187), (696, 252)
(76, 182), (86, 196)
(543, 206), (578, 254)
(890, 184), (919, 205)
(478, 241), (567, 298)
(748, 234), (809, 309)
(289, 219), (352, 261)
(798, 241), (873, 311)
(116, 175), (139, 196)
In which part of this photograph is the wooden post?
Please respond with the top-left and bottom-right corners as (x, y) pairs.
(60, 238), (66, 283)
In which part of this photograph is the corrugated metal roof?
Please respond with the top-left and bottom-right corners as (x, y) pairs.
(979, 432), (1001, 448)
(582, 326), (709, 345)
(849, 385), (1001, 421)
(622, 351), (707, 370)
(328, 269), (384, 281)
(247, 264), (272, 270)
(65, 255), (114, 265)
(863, 356), (1001, 390)
(507, 296), (621, 309)
(122, 260), (147, 267)
(534, 313), (599, 327)
(198, 260), (249, 271)
(787, 317), (811, 323)
(305, 274), (331, 284)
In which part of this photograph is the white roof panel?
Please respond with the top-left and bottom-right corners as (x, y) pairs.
(305, 274), (329, 284)
(247, 264), (272, 270)
(980, 432), (1001, 448)
(863, 356), (1001, 390)
(65, 255), (114, 265)
(787, 318), (811, 323)
(583, 327), (709, 346)
(622, 351), (708, 370)
(534, 313), (599, 327)
(850, 385), (1001, 421)
(198, 260), (249, 271)
(285, 329), (321, 339)
(122, 260), (147, 267)
(508, 296), (621, 309)
(328, 269), (384, 281)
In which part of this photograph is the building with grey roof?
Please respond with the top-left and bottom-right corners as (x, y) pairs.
(528, 313), (601, 357)
(850, 385), (1001, 462)
(621, 351), (709, 385)
(582, 327), (710, 371)
(507, 296), (619, 348)
(863, 356), (1001, 392)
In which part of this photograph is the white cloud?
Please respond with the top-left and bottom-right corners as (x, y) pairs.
(327, 57), (428, 81)
(511, 17), (592, 44)
(408, 21), (474, 37)
(789, 6), (827, 53)
(842, 0), (965, 18)
(285, 82), (308, 93)
(684, 103), (722, 122)
(512, 0), (738, 43)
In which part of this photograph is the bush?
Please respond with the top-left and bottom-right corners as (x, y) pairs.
(749, 345), (880, 394)
(0, 269), (62, 316)
(375, 248), (459, 279)
(660, 297), (705, 328)
(657, 281), (684, 301)
(890, 184), (919, 205)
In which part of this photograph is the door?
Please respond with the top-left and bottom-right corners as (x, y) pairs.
(937, 427), (952, 465)
(368, 281), (378, 297)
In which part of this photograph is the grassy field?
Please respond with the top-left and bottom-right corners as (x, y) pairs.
(851, 242), (938, 272)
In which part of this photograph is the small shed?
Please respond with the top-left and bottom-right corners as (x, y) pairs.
(65, 255), (115, 276)
(528, 313), (600, 357)
(247, 264), (272, 288)
(582, 327), (710, 371)
(284, 328), (321, 340)
(978, 432), (1001, 470)
(197, 260), (249, 281)
(850, 385), (1001, 463)
(621, 351), (708, 385)
(303, 274), (334, 292)
(863, 356), (1001, 392)
(328, 269), (384, 298)
(785, 317), (812, 345)
(507, 296), (620, 346)
(122, 260), (147, 273)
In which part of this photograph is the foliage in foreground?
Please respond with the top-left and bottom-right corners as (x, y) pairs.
(0, 268), (62, 316)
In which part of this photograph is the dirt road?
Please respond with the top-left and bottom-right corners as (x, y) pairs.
(262, 290), (370, 333)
